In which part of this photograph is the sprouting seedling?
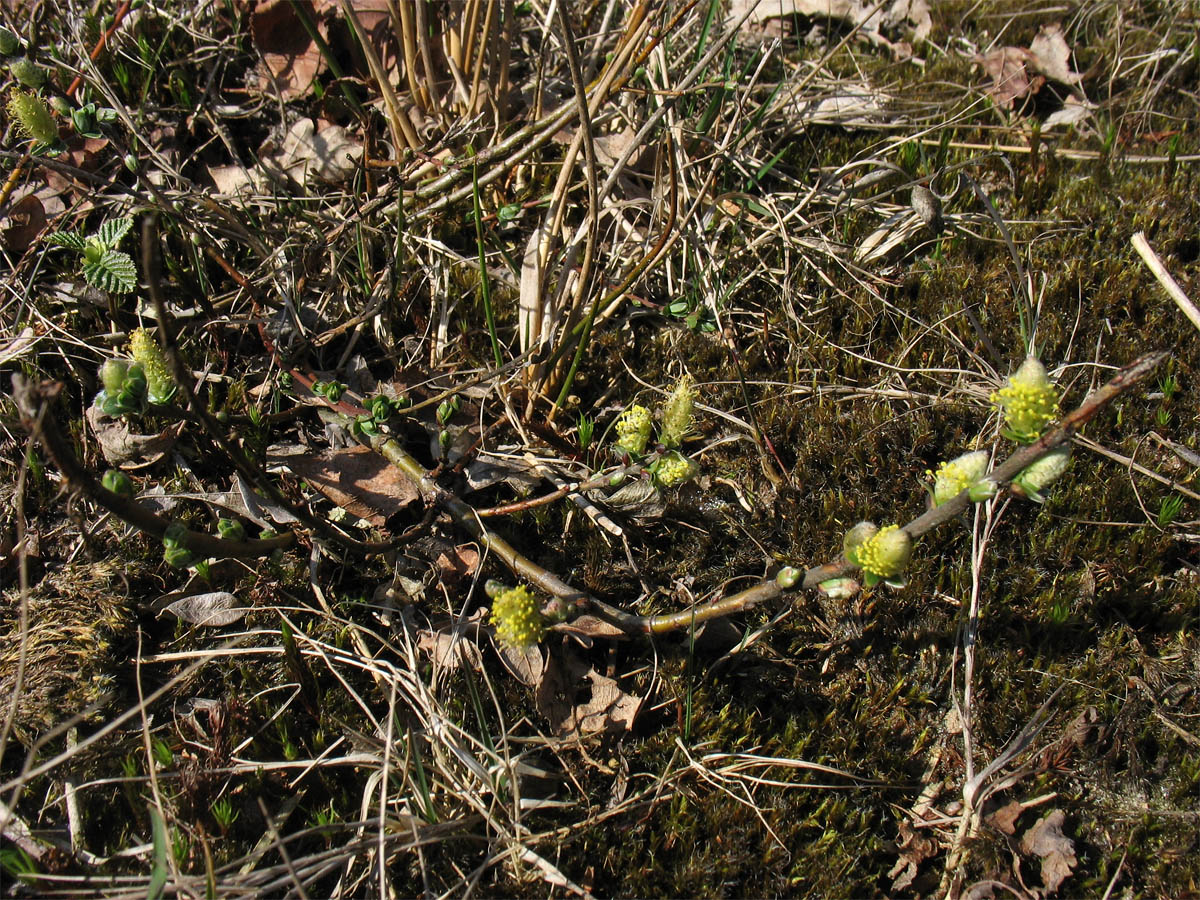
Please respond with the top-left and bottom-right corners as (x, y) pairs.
(577, 413), (595, 452)
(1157, 495), (1184, 529)
(47, 217), (137, 294)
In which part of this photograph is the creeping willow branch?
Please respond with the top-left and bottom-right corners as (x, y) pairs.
(351, 351), (1167, 636)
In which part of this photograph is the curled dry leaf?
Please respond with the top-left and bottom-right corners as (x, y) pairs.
(0, 326), (40, 367)
(85, 406), (186, 469)
(978, 46), (1039, 109)
(730, 0), (931, 54)
(498, 642), (546, 687)
(2, 192), (45, 254)
(1019, 809), (1077, 894)
(417, 629), (484, 672)
(978, 22), (1082, 111)
(1028, 23), (1082, 86)
(985, 798), (1025, 836)
(887, 819), (940, 892)
(161, 592), (246, 627)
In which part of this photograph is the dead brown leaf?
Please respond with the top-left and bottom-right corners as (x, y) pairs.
(888, 819), (940, 891)
(536, 648), (642, 737)
(2, 192), (45, 254)
(435, 544), (480, 587)
(86, 406), (186, 469)
(251, 0), (326, 100)
(160, 592), (246, 627)
(498, 642), (546, 687)
(417, 629), (484, 672)
(978, 46), (1040, 109)
(262, 118), (363, 185)
(552, 614), (629, 644)
(985, 799), (1025, 836)
(269, 444), (419, 528)
(1028, 23), (1081, 86)
(729, 0), (931, 53)
(1020, 809), (1077, 895)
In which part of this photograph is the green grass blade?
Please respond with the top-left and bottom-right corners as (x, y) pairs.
(147, 806), (169, 900)
(473, 163), (504, 369)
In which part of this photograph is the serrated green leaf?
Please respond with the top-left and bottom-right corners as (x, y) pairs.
(95, 217), (132, 249)
(47, 231), (86, 251)
(82, 249), (137, 293)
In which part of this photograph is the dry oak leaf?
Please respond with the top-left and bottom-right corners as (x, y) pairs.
(888, 818), (940, 891)
(268, 444), (419, 529)
(1020, 809), (1077, 895)
(262, 118), (363, 185)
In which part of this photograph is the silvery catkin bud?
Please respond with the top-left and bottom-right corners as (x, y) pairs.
(1011, 446), (1071, 504)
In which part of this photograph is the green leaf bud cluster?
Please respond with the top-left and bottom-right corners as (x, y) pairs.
(310, 380), (346, 402)
(162, 522), (198, 569)
(95, 358), (147, 416)
(101, 469), (135, 498)
(488, 583), (547, 649)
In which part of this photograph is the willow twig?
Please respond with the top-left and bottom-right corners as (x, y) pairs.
(12, 377), (293, 560)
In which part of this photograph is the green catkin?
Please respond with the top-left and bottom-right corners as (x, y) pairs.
(7, 90), (57, 144)
(614, 404), (652, 457)
(128, 328), (176, 404)
(929, 450), (990, 506)
(489, 585), (546, 649)
(991, 357), (1058, 444)
(658, 374), (696, 449)
(848, 524), (912, 580)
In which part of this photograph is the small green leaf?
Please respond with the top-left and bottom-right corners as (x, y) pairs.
(82, 249), (137, 293)
(47, 231), (86, 251)
(95, 217), (133, 249)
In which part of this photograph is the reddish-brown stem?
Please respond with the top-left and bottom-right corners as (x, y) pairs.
(65, 0), (134, 100)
